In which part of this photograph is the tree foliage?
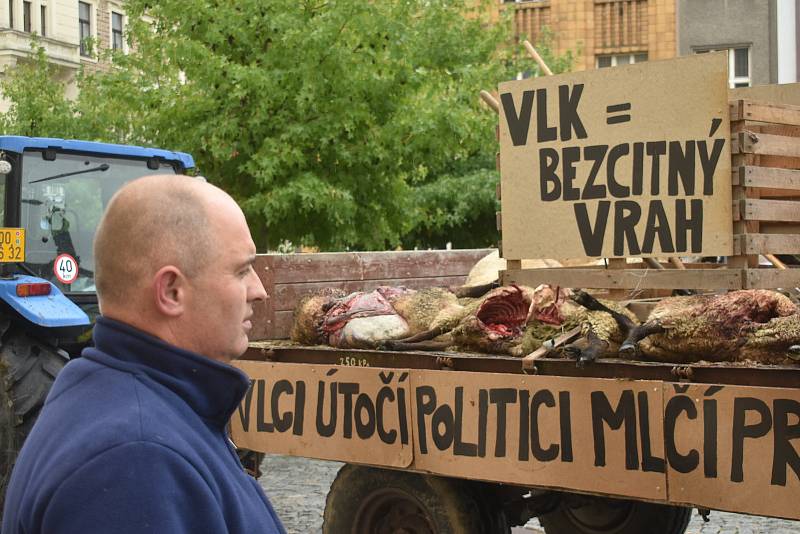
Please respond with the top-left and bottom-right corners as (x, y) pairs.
(0, 2), (576, 251)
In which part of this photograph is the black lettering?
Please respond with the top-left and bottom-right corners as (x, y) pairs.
(491, 388), (517, 458)
(376, 387), (397, 444)
(668, 140), (696, 196)
(591, 390), (639, 469)
(613, 201), (642, 256)
(478, 389), (488, 457)
(315, 381), (337, 438)
(540, 148), (561, 201)
(641, 200), (674, 254)
(355, 393), (376, 439)
(257, 379), (274, 432)
(582, 145), (608, 200)
(432, 404), (455, 451)
(518, 390), (530, 462)
(271, 379), (294, 433)
(631, 142), (644, 196)
(699, 138), (725, 195)
(559, 391), (573, 462)
(638, 392), (666, 473)
(536, 88), (557, 142)
(664, 395), (699, 473)
(646, 141), (666, 195)
(416, 386), (436, 454)
(293, 381), (305, 436)
(339, 383), (359, 439)
(531, 390), (559, 462)
(607, 144), (631, 198)
(500, 90), (534, 146)
(575, 201), (610, 257)
(398, 387), (409, 445)
(703, 399), (717, 478)
(559, 84), (587, 140)
(454, 387), (478, 457)
(731, 397), (772, 483)
(771, 399), (800, 486)
(562, 147), (581, 201)
(675, 199), (703, 253)
(237, 380), (255, 432)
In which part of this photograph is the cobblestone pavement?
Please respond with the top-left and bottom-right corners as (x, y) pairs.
(259, 455), (800, 534)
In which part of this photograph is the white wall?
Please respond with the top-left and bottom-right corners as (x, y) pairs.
(777, 0), (798, 83)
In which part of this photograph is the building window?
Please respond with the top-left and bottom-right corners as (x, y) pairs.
(22, 1), (31, 32)
(694, 46), (751, 88)
(596, 53), (648, 68)
(40, 4), (45, 36)
(111, 11), (123, 51)
(8, 0), (13, 29)
(79, 1), (91, 57)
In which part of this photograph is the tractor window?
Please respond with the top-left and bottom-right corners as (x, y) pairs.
(19, 151), (177, 293)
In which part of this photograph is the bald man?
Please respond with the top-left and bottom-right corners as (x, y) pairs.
(3, 176), (286, 534)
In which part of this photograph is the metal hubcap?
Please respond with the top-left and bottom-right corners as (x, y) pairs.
(353, 488), (435, 534)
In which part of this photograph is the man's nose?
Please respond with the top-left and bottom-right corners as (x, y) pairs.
(248, 271), (268, 303)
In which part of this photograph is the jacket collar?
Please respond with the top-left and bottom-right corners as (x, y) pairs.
(83, 316), (250, 427)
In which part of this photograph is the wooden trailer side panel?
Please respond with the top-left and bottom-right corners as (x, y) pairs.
(231, 361), (800, 521)
(249, 249), (492, 341)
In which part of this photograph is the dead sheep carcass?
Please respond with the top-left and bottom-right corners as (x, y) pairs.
(290, 286), (461, 349)
(572, 289), (800, 365)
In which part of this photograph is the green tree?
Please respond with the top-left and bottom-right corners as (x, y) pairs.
(0, 3), (577, 251)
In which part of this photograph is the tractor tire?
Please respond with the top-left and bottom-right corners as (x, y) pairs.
(0, 329), (67, 502)
(322, 464), (488, 534)
(539, 495), (691, 534)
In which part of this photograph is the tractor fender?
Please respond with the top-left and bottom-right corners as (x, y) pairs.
(0, 276), (89, 327)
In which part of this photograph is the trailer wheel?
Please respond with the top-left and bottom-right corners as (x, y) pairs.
(0, 329), (66, 501)
(539, 495), (691, 534)
(322, 464), (486, 534)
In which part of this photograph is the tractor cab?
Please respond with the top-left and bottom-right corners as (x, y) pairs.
(0, 136), (195, 342)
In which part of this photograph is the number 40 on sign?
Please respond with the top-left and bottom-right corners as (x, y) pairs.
(54, 253), (78, 285)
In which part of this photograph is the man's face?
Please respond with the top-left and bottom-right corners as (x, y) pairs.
(182, 199), (266, 362)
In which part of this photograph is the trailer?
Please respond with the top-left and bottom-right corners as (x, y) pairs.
(231, 54), (800, 533)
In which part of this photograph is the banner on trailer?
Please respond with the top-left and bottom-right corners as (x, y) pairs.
(498, 52), (733, 260)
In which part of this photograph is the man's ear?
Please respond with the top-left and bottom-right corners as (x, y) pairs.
(153, 265), (186, 317)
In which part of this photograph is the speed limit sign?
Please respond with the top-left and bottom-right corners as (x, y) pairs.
(54, 253), (79, 284)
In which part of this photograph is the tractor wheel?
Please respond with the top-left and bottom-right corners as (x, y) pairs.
(0, 329), (67, 502)
(322, 464), (487, 534)
(539, 494), (691, 534)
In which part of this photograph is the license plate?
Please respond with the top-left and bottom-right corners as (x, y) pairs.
(0, 228), (25, 262)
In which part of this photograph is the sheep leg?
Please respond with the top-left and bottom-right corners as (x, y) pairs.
(619, 322), (666, 357)
(454, 281), (498, 298)
(564, 330), (609, 367)
(570, 289), (637, 334)
(391, 326), (446, 344)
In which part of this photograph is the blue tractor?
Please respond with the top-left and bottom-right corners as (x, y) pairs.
(0, 136), (194, 496)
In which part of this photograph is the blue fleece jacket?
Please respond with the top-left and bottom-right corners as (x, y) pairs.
(2, 317), (286, 534)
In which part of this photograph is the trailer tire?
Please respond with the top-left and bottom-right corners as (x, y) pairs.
(322, 464), (486, 534)
(539, 495), (691, 534)
(0, 329), (66, 502)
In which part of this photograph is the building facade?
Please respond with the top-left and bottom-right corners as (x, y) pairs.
(504, 0), (799, 87)
(503, 0), (677, 71)
(0, 0), (126, 109)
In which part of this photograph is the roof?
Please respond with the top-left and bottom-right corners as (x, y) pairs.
(0, 136), (195, 169)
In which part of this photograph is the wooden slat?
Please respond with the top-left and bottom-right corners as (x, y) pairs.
(271, 310), (294, 340)
(734, 234), (800, 255)
(253, 249), (492, 284)
(744, 268), (800, 289)
(760, 222), (800, 234)
(501, 268), (742, 290)
(735, 166), (800, 190)
(272, 275), (469, 311)
(730, 100), (800, 125)
(740, 199), (800, 222)
(251, 255), (277, 340)
(736, 131), (800, 158)
(733, 153), (800, 169)
(731, 122), (800, 137)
